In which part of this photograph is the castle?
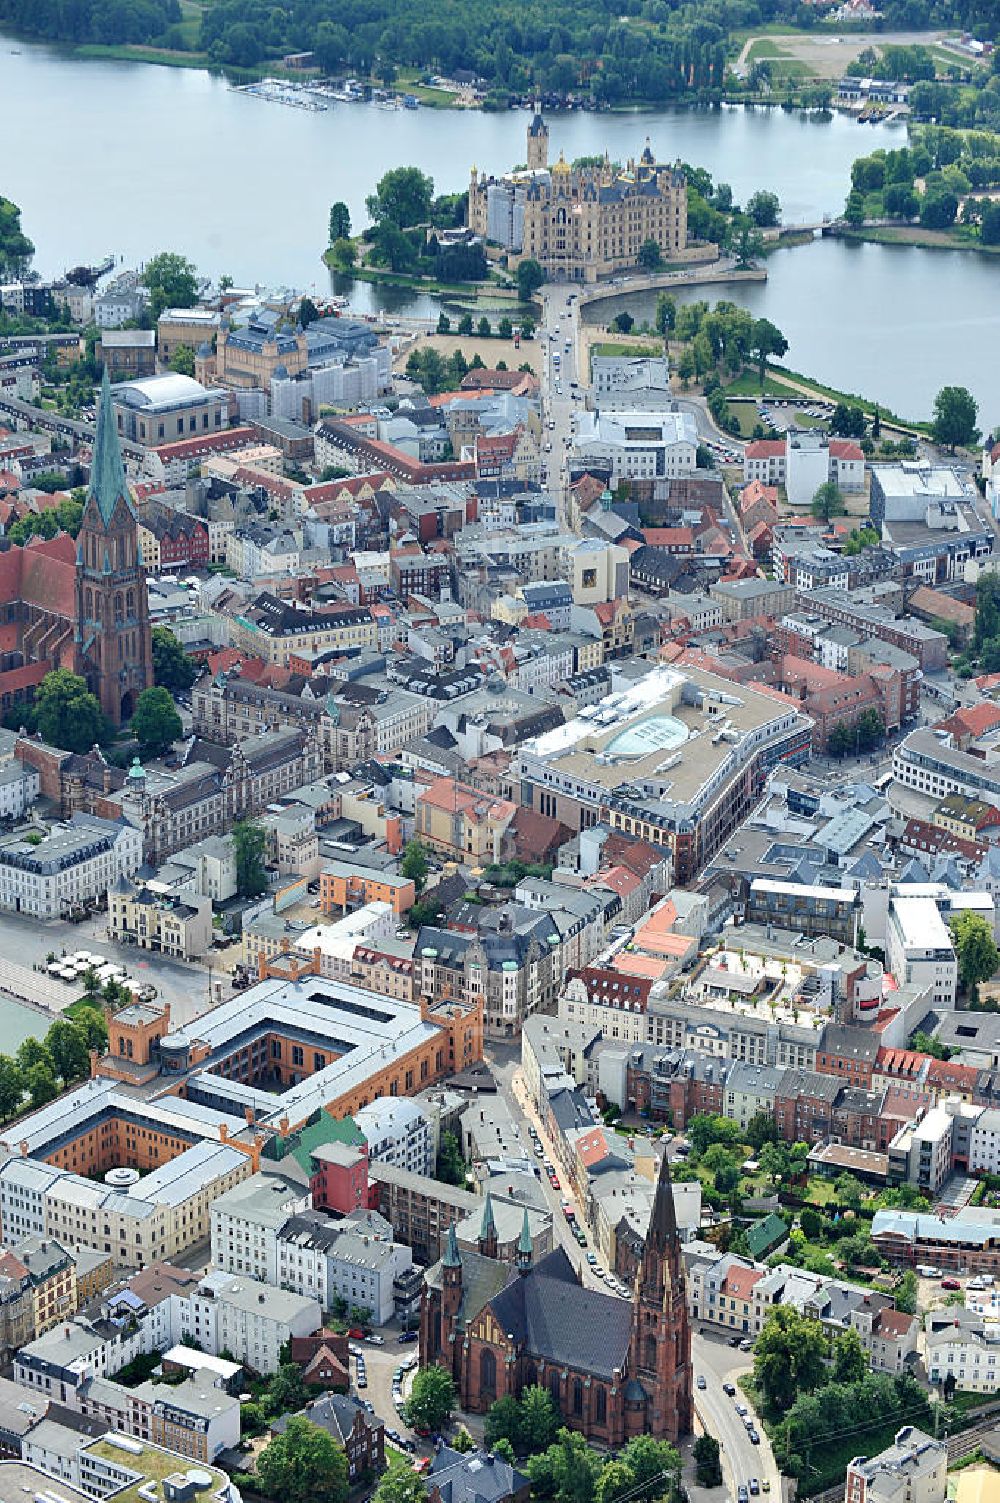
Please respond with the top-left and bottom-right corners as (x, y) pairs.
(468, 110), (688, 283)
(0, 366), (152, 727)
(419, 1149), (692, 1445)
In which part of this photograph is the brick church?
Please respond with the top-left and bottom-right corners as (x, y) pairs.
(0, 367), (152, 726)
(419, 1151), (692, 1446)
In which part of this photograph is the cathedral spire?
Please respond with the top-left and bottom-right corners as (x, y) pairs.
(89, 365), (133, 528)
(517, 1207), (533, 1274)
(443, 1223), (461, 1267)
(648, 1148), (679, 1253)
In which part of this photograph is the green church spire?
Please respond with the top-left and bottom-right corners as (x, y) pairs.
(443, 1222), (461, 1267)
(88, 365), (133, 527)
(480, 1189), (496, 1243)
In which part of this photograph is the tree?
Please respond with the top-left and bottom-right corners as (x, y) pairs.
(257, 1416), (349, 1503)
(17, 1038), (50, 1074)
(677, 347), (695, 386)
(835, 1173), (865, 1209)
(484, 1394), (522, 1451)
(329, 201), (351, 242)
(26, 1060), (57, 1109)
(366, 167), (434, 228)
(168, 344), (196, 377)
(687, 1113), (742, 1155)
(950, 910), (1000, 994)
(750, 317), (788, 386)
(693, 1435), (722, 1488)
(731, 217), (765, 268)
(811, 480), (846, 524)
(746, 1111), (779, 1152)
(655, 293), (676, 336)
(830, 402), (866, 438)
(131, 687), (182, 756)
(932, 385), (979, 451)
(828, 722), (854, 760)
(330, 238), (356, 269)
(832, 1328), (868, 1385)
(267, 1361), (308, 1418)
(637, 239), (663, 270)
(758, 1142), (791, 1186)
(753, 1306), (828, 1413)
(298, 296), (318, 328)
(436, 1130), (466, 1187)
(0, 196), (34, 278)
(478, 316), (492, 338)
(233, 820), (268, 899)
(400, 839), (430, 894)
(920, 191), (958, 229)
(493, 1438), (516, 1463)
(46, 1020), (91, 1084)
(612, 311), (634, 335)
(453, 1427), (476, 1453)
(498, 316), (513, 340)
(896, 1269), (918, 1315)
(910, 1030), (951, 1060)
(34, 670), (107, 753)
(152, 628), (197, 694)
(458, 313), (474, 336)
(375, 1470), (427, 1503)
(538, 1429), (601, 1503)
(618, 1436), (681, 1502)
(406, 1365), (455, 1431)
(517, 259), (545, 303)
(747, 190), (781, 227)
(596, 1462), (635, 1503)
(519, 1385), (559, 1452)
(71, 1006), (108, 1054)
(982, 202), (1000, 246)
(0, 1057), (23, 1120)
(143, 251), (198, 322)
(800, 1207), (822, 1240)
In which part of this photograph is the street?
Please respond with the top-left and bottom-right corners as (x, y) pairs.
(0, 906), (219, 1029)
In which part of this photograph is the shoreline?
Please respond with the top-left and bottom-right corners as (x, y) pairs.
(830, 223), (1000, 257)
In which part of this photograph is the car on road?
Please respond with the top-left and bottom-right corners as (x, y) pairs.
(941, 1278), (961, 1290)
(366, 1334), (385, 1344)
(586, 1251), (597, 1265)
(738, 1488), (749, 1503)
(762, 1484), (770, 1493)
(356, 1375), (367, 1388)
(749, 1481), (760, 1496)
(739, 1339), (753, 1352)
(549, 1174), (561, 1190)
(347, 1327), (365, 1338)
(399, 1330), (418, 1343)
(696, 1375), (706, 1390)
(723, 1383), (736, 1397)
(735, 1404), (747, 1417)
(749, 1430), (761, 1446)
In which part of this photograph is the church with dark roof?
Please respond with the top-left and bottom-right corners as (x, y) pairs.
(0, 367), (152, 727)
(419, 1151), (692, 1445)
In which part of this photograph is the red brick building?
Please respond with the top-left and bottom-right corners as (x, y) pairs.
(420, 1153), (692, 1445)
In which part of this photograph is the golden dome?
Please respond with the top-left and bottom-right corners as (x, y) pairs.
(552, 150), (571, 175)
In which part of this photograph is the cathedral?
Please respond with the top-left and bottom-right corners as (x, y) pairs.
(419, 1151), (692, 1446)
(467, 110), (688, 283)
(0, 367), (152, 727)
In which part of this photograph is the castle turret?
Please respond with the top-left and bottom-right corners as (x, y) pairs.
(527, 104), (548, 172)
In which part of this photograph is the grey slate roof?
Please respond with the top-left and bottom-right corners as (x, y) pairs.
(486, 1246), (633, 1380)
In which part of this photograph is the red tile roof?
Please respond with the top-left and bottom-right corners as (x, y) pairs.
(745, 440), (785, 459)
(829, 439), (864, 460)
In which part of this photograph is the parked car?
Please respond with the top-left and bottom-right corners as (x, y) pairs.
(941, 1278), (961, 1290)
(366, 1333), (385, 1344)
(735, 1404), (748, 1418)
(723, 1383), (736, 1397)
(696, 1376), (707, 1391)
(750, 1481), (760, 1496)
(586, 1252), (598, 1266)
(399, 1330), (418, 1343)
(749, 1431), (761, 1446)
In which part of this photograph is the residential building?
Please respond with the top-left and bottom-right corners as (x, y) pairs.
(845, 1428), (946, 1503)
(886, 892), (957, 1006)
(107, 879), (212, 960)
(413, 777), (516, 864)
(0, 814), (141, 920)
(272, 1394), (383, 1482)
(355, 1098), (433, 1178)
(925, 1309), (1000, 1393)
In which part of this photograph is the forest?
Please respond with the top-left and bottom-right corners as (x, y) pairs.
(1, 0), (998, 103)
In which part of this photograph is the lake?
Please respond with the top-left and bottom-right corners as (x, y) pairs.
(0, 35), (996, 421)
(0, 992), (53, 1052)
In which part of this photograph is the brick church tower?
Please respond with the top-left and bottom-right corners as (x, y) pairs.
(75, 367), (153, 726)
(628, 1150), (693, 1442)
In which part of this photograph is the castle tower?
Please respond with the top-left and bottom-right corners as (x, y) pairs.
(478, 1189), (498, 1260)
(628, 1151), (692, 1441)
(75, 366), (152, 726)
(517, 1208), (533, 1275)
(527, 105), (548, 172)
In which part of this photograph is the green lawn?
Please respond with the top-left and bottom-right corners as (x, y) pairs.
(591, 341), (661, 365)
(802, 1176), (841, 1206)
(743, 38), (812, 79)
